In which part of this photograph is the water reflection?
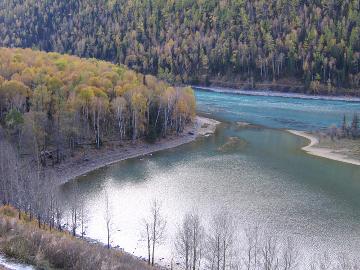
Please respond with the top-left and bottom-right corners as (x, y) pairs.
(60, 124), (360, 263)
(60, 90), (360, 265)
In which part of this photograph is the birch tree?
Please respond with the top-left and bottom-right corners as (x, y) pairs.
(104, 191), (113, 249)
(112, 96), (127, 140)
(206, 210), (237, 270)
(143, 199), (167, 266)
(175, 211), (205, 270)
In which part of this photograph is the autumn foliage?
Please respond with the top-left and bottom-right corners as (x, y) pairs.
(0, 48), (196, 161)
(0, 0), (359, 92)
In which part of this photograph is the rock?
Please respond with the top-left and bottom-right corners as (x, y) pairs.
(236, 121), (250, 127)
(217, 137), (248, 153)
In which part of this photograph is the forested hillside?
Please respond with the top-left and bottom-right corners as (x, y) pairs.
(0, 0), (359, 93)
(0, 48), (195, 164)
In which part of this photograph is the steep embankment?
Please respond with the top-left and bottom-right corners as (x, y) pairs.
(0, 206), (157, 270)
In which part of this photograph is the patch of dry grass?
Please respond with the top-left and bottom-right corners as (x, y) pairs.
(0, 206), (155, 270)
(317, 135), (360, 160)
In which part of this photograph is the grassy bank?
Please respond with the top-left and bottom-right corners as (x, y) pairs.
(316, 135), (360, 162)
(0, 206), (155, 270)
(288, 130), (360, 166)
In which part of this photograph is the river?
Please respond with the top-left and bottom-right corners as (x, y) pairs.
(0, 254), (35, 270)
(60, 88), (360, 267)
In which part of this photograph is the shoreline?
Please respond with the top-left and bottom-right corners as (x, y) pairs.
(0, 207), (156, 270)
(194, 86), (360, 102)
(287, 130), (360, 166)
(49, 116), (220, 185)
(0, 254), (31, 270)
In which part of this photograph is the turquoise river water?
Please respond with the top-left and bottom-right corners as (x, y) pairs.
(60, 88), (360, 266)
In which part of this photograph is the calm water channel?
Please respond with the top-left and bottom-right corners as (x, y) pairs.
(60, 89), (360, 265)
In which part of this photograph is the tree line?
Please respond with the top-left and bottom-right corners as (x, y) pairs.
(340, 113), (359, 138)
(0, 48), (196, 166)
(0, 0), (359, 93)
(327, 113), (359, 140)
(172, 209), (359, 270)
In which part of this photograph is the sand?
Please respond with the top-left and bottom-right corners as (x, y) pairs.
(48, 116), (220, 185)
(288, 130), (360, 166)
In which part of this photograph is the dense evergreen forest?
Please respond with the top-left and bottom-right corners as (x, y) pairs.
(0, 0), (359, 94)
(0, 48), (195, 165)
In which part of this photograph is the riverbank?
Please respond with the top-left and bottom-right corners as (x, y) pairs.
(0, 263), (10, 270)
(0, 254), (33, 270)
(288, 130), (360, 166)
(0, 206), (157, 270)
(194, 76), (360, 97)
(194, 86), (360, 102)
(48, 116), (220, 185)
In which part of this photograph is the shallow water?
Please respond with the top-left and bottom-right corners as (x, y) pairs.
(60, 89), (360, 265)
(0, 254), (35, 270)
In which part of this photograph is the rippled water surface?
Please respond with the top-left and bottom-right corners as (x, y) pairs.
(60, 89), (360, 264)
(195, 88), (360, 130)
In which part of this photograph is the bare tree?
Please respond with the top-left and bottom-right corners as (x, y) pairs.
(70, 183), (80, 236)
(46, 186), (57, 231)
(55, 200), (64, 231)
(310, 252), (332, 270)
(241, 227), (300, 270)
(243, 226), (261, 270)
(33, 171), (47, 229)
(206, 210), (237, 270)
(143, 199), (167, 266)
(176, 213), (193, 270)
(261, 235), (279, 270)
(20, 162), (36, 221)
(79, 201), (88, 239)
(104, 191), (112, 249)
(307, 251), (360, 270)
(175, 211), (205, 270)
(41, 172), (59, 231)
(0, 132), (20, 206)
(141, 219), (152, 265)
(282, 237), (299, 270)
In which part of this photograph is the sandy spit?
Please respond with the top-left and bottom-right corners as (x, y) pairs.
(288, 130), (360, 166)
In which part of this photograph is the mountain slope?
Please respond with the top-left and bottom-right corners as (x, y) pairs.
(1, 0), (359, 93)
